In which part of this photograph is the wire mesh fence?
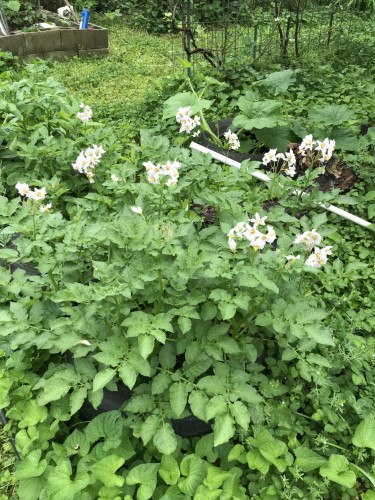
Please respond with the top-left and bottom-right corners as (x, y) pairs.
(169, 0), (375, 72)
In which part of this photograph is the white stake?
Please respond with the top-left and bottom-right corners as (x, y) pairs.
(190, 141), (374, 231)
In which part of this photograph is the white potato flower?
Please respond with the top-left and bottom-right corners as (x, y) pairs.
(130, 206), (143, 215)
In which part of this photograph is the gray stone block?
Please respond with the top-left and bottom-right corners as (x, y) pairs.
(78, 48), (109, 58)
(20, 53), (45, 63)
(24, 31), (62, 54)
(94, 29), (108, 49)
(0, 33), (27, 56)
(44, 49), (77, 61)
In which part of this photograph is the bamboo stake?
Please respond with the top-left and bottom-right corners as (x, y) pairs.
(190, 141), (374, 231)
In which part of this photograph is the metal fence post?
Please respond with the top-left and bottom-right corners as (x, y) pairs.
(327, 12), (334, 47)
(186, 0), (192, 77)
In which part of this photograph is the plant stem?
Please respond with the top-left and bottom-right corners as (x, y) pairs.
(350, 463), (375, 488)
(32, 213), (36, 241)
(155, 269), (163, 314)
(158, 184), (164, 218)
(48, 271), (59, 291)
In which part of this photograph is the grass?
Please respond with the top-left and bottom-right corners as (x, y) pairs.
(46, 18), (180, 124)
(0, 429), (16, 500)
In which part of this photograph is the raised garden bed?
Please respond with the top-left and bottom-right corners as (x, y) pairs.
(0, 11), (108, 62)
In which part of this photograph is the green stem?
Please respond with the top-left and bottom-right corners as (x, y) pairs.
(32, 213), (36, 241)
(48, 271), (59, 292)
(325, 441), (347, 452)
(351, 463), (375, 488)
(186, 77), (223, 148)
(158, 184), (164, 218)
(155, 269), (164, 314)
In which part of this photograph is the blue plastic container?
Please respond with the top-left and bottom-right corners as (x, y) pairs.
(80, 8), (90, 29)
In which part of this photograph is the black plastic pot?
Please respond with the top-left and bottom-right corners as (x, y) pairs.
(198, 118), (264, 165)
(80, 382), (213, 438)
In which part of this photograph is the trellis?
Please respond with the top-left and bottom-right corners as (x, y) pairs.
(170, 0), (375, 71)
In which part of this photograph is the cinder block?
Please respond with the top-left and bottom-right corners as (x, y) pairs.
(78, 48), (109, 58)
(24, 30), (62, 54)
(19, 53), (45, 63)
(94, 29), (108, 49)
(0, 33), (27, 56)
(61, 29), (95, 50)
(44, 49), (77, 61)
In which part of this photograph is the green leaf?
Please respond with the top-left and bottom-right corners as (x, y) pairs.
(86, 411), (123, 451)
(319, 454), (356, 488)
(140, 414), (162, 445)
(200, 302), (218, 321)
(233, 97), (283, 130)
(92, 368), (116, 392)
(189, 390), (210, 421)
(206, 395), (227, 420)
(169, 382), (188, 418)
(91, 455), (125, 487)
(306, 353), (332, 368)
(0, 309), (12, 322)
(308, 104), (356, 125)
(45, 460), (90, 499)
(230, 401), (250, 432)
(153, 423), (177, 455)
(119, 362), (137, 389)
(178, 454), (206, 496)
(204, 466), (230, 490)
(19, 400), (47, 428)
(126, 463), (159, 500)
(255, 125), (299, 151)
(64, 429), (90, 457)
(330, 126), (359, 151)
(18, 477), (44, 500)
(246, 449), (270, 474)
(138, 334), (155, 359)
(152, 372), (171, 395)
(0, 248), (18, 259)
(15, 450), (47, 479)
(218, 302), (237, 320)
(213, 414), (235, 446)
(159, 454), (180, 485)
(195, 434), (218, 463)
(259, 69), (296, 94)
(163, 92), (212, 119)
(305, 325), (335, 346)
(159, 342), (176, 369)
(259, 441), (288, 472)
(69, 387), (87, 416)
(353, 415), (375, 450)
(178, 316), (192, 334)
(6, 0), (20, 11)
(362, 492), (375, 500)
(294, 447), (327, 472)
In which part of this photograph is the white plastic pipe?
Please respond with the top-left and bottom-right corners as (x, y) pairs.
(190, 141), (374, 231)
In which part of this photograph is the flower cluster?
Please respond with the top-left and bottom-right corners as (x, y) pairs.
(305, 246), (333, 268)
(224, 130), (240, 150)
(299, 134), (335, 162)
(175, 106), (200, 135)
(227, 213), (276, 253)
(293, 229), (333, 268)
(294, 229), (322, 250)
(143, 160), (181, 187)
(77, 103), (93, 123)
(72, 144), (105, 183)
(262, 134), (336, 177)
(15, 182), (52, 212)
(262, 148), (297, 177)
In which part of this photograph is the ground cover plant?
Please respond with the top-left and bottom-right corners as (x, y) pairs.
(1, 12), (375, 500)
